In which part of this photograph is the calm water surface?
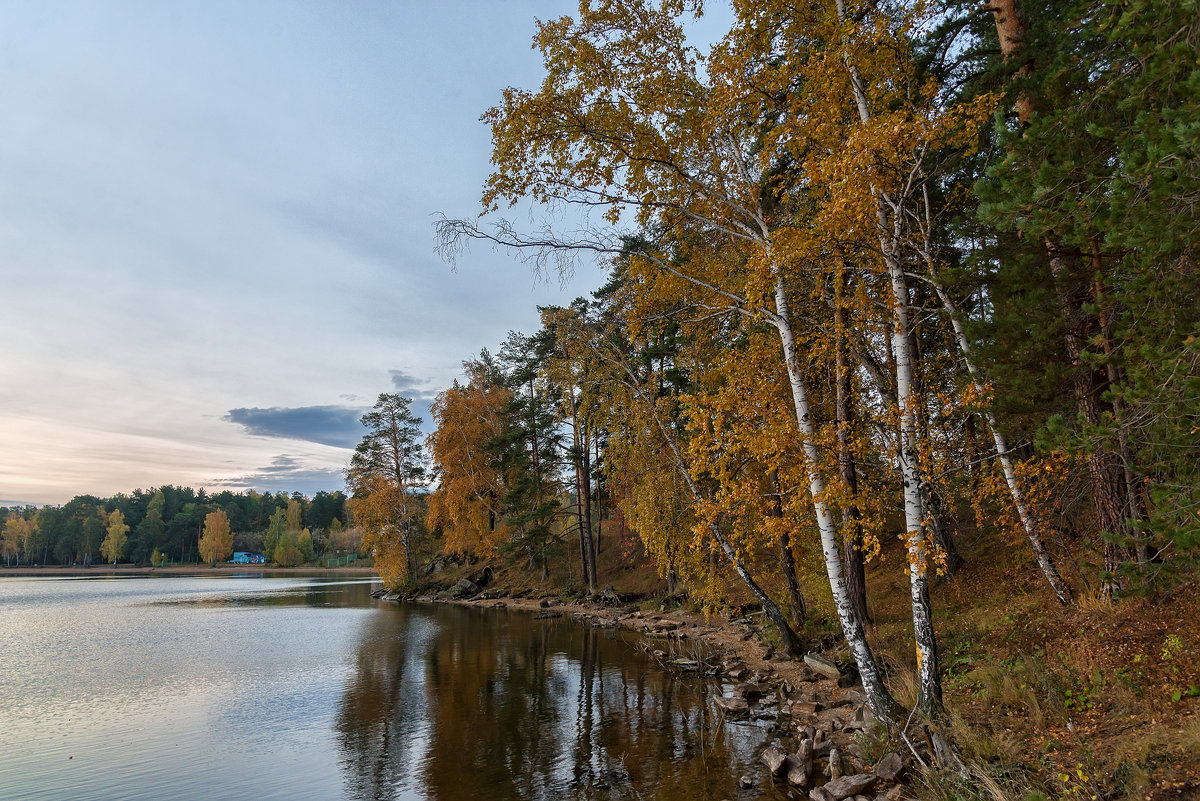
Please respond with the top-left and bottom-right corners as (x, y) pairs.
(0, 576), (776, 801)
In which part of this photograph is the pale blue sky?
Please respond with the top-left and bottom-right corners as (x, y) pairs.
(0, 0), (729, 506)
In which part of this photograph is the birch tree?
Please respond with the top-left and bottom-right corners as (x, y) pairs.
(101, 509), (129, 566)
(198, 509), (233, 567)
(438, 0), (901, 724)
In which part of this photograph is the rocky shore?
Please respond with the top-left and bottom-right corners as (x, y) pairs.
(374, 579), (919, 800)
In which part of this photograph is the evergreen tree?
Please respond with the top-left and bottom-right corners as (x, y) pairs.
(347, 394), (426, 585)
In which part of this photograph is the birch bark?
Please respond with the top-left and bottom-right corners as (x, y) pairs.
(926, 277), (1073, 603)
(836, 0), (942, 714)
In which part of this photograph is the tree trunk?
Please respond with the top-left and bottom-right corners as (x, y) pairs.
(1091, 255), (1149, 571)
(571, 403), (597, 592)
(771, 468), (807, 628)
(834, 270), (872, 624)
(1049, 248), (1131, 598)
(772, 273), (900, 725)
(594, 437), (603, 554)
(885, 244), (943, 716)
(928, 279), (1073, 603)
(834, 0), (942, 714)
(991, 0), (1134, 600)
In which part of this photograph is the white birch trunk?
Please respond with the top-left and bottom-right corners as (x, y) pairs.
(772, 273), (899, 725)
(930, 280), (1072, 604)
(836, 0), (942, 714)
(884, 245), (942, 715)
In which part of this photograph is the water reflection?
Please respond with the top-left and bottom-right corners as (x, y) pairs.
(337, 604), (774, 801)
(0, 578), (775, 801)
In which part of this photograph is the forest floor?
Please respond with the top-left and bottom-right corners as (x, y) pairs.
(410, 527), (1200, 801)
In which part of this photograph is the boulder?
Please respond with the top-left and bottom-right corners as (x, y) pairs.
(820, 773), (878, 800)
(713, 695), (750, 715)
(792, 700), (823, 716)
(468, 565), (493, 588)
(785, 753), (810, 787)
(761, 745), (788, 776)
(792, 739), (814, 785)
(873, 752), (904, 783)
(734, 682), (770, 702)
(804, 654), (842, 680)
(448, 578), (480, 599)
(844, 705), (877, 731)
(829, 747), (843, 780)
(834, 688), (867, 706)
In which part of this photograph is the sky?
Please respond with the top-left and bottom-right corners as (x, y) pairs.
(0, 1), (732, 507)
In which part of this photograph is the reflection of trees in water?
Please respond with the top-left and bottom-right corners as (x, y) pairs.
(565, 628), (745, 801)
(336, 606), (762, 801)
(421, 606), (570, 801)
(336, 605), (435, 801)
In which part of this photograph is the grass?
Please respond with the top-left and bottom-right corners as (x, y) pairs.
(852, 526), (1200, 801)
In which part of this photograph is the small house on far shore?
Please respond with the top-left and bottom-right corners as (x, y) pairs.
(229, 552), (266, 564)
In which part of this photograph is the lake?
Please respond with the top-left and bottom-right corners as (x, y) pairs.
(0, 575), (778, 801)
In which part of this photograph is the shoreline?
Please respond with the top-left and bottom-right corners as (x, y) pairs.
(404, 589), (913, 799)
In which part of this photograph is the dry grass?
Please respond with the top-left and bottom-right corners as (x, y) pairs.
(847, 526), (1200, 801)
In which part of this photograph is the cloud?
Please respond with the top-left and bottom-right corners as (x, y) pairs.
(224, 405), (366, 449)
(0, 499), (40, 509)
(388, 369), (437, 400)
(209, 455), (346, 496)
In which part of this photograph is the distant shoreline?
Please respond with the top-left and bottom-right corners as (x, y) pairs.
(0, 564), (379, 578)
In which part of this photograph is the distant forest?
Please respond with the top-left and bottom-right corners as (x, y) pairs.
(1, 486), (353, 567)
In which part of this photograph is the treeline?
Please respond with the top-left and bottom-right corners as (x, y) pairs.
(1, 486), (354, 567)
(400, 0), (1200, 734)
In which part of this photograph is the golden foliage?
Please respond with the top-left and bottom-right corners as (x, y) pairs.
(100, 509), (129, 565)
(198, 509), (233, 566)
(426, 361), (513, 556)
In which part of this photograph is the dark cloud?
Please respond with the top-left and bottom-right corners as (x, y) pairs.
(224, 405), (366, 449)
(388, 369), (437, 400)
(384, 370), (437, 432)
(209, 455), (346, 497)
(0, 499), (40, 509)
